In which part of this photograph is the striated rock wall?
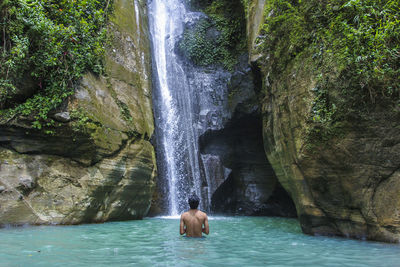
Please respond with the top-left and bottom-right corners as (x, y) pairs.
(0, 0), (156, 225)
(247, 1), (400, 242)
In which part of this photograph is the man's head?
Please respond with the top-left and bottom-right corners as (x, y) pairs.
(188, 193), (199, 209)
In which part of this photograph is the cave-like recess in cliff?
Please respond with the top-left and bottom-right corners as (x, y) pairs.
(199, 109), (297, 217)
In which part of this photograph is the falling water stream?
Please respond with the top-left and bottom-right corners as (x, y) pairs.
(148, 0), (204, 215)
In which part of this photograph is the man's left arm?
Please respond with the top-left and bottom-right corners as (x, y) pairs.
(202, 215), (209, 235)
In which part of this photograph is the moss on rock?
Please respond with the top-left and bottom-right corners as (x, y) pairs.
(180, 0), (247, 70)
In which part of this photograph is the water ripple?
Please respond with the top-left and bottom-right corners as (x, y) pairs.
(0, 217), (400, 266)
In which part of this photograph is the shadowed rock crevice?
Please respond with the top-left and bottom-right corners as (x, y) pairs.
(200, 112), (297, 217)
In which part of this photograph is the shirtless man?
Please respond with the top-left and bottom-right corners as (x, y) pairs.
(180, 194), (209, 237)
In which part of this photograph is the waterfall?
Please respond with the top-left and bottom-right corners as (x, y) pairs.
(148, 0), (241, 216)
(148, 0), (291, 218)
(148, 0), (204, 215)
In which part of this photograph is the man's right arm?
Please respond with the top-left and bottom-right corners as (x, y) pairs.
(202, 214), (209, 235)
(180, 214), (186, 235)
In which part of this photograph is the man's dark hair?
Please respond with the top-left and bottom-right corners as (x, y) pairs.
(188, 194), (199, 209)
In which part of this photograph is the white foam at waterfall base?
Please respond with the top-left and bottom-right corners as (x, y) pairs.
(152, 215), (181, 220)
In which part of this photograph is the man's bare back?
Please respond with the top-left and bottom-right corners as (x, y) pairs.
(180, 209), (209, 237)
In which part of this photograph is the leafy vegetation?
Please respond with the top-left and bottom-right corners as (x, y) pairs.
(0, 0), (113, 129)
(258, 0), (400, 137)
(240, 0), (249, 18)
(180, 0), (246, 70)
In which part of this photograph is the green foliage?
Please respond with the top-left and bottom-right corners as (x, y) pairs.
(70, 108), (92, 132)
(326, 0), (400, 101)
(179, 19), (217, 66)
(240, 0), (249, 18)
(0, 0), (113, 129)
(180, 0), (247, 70)
(311, 84), (337, 124)
(259, 0), (400, 127)
(116, 100), (133, 122)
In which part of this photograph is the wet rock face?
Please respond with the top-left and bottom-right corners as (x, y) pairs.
(0, 0), (156, 226)
(247, 1), (400, 242)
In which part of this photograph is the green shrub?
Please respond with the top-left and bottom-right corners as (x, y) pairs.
(0, 0), (113, 128)
(179, 19), (218, 66)
(180, 0), (247, 70)
(327, 0), (400, 102)
(259, 0), (400, 124)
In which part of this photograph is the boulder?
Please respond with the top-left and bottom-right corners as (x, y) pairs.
(52, 112), (71, 123)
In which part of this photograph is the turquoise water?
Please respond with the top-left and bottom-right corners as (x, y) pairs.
(1, 217), (399, 266)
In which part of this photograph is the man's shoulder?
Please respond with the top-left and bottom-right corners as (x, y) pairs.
(197, 210), (208, 218)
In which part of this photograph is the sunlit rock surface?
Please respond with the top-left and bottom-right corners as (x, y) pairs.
(0, 0), (156, 225)
(247, 1), (400, 242)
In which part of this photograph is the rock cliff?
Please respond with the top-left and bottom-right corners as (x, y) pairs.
(247, 0), (400, 242)
(0, 0), (156, 225)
